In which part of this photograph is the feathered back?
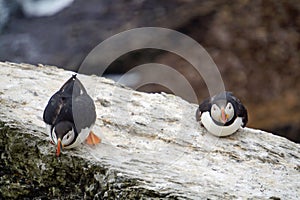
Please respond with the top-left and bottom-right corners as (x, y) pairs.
(59, 74), (87, 98)
(43, 74), (95, 131)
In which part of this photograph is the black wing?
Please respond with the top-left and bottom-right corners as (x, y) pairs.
(196, 97), (211, 121)
(43, 75), (94, 130)
(43, 92), (74, 124)
(43, 92), (63, 125)
(54, 96), (74, 124)
(228, 93), (248, 127)
(237, 103), (248, 127)
(59, 74), (87, 97)
(72, 94), (96, 133)
(43, 75), (77, 125)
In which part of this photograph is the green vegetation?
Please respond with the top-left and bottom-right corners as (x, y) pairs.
(0, 121), (161, 199)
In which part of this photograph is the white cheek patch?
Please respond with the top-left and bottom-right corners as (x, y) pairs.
(51, 129), (58, 144)
(201, 112), (243, 137)
(64, 126), (92, 149)
(46, 124), (58, 144)
(61, 130), (75, 147)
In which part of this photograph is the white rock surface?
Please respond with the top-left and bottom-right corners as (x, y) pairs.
(0, 61), (299, 199)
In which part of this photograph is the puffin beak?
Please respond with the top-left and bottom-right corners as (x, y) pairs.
(221, 108), (227, 123)
(56, 138), (63, 157)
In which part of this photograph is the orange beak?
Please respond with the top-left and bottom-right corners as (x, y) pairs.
(221, 108), (227, 123)
(56, 138), (62, 157)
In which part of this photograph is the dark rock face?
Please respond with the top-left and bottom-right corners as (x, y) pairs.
(0, 0), (299, 142)
(0, 121), (103, 199)
(0, 122), (166, 199)
(0, 0), (9, 31)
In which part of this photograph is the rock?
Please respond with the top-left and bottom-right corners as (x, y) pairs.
(0, 61), (299, 199)
(1, 0), (300, 142)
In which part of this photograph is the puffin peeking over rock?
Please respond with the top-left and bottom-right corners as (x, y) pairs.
(43, 74), (101, 156)
(196, 91), (248, 137)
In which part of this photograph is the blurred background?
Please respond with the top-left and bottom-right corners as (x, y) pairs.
(0, 0), (299, 143)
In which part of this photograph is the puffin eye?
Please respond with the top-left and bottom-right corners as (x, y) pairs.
(213, 106), (217, 111)
(62, 131), (75, 146)
(227, 103), (233, 110)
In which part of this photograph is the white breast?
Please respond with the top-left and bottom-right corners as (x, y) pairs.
(200, 112), (243, 137)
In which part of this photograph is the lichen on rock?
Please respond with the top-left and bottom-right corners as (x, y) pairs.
(0, 61), (299, 199)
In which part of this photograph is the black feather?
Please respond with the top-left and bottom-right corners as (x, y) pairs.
(43, 75), (96, 143)
(196, 91), (248, 127)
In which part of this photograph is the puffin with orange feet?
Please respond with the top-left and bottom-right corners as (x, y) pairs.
(43, 74), (101, 156)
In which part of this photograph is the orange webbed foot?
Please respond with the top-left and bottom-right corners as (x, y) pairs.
(86, 131), (101, 145)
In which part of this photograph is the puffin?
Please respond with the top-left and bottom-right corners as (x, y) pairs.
(43, 74), (101, 156)
(196, 91), (248, 137)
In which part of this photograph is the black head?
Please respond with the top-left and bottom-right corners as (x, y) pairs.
(52, 121), (76, 156)
(210, 92), (236, 125)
